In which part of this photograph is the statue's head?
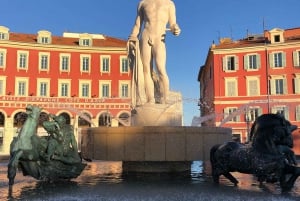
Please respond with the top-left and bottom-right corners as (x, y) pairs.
(250, 113), (297, 148)
(55, 115), (67, 126)
(25, 105), (42, 119)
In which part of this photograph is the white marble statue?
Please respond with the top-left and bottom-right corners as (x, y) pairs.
(128, 0), (181, 106)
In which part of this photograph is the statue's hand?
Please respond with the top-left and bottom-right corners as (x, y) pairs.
(171, 24), (181, 36)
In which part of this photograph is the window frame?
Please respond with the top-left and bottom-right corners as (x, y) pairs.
(39, 52), (50, 71)
(60, 53), (71, 72)
(79, 80), (91, 98)
(119, 80), (130, 98)
(17, 51), (29, 70)
(225, 77), (238, 97)
(37, 78), (50, 97)
(99, 80), (111, 98)
(100, 55), (111, 74)
(244, 53), (260, 70)
(80, 54), (91, 73)
(0, 49), (7, 69)
(0, 76), (6, 96)
(15, 77), (29, 96)
(246, 76), (260, 96)
(223, 55), (239, 72)
(120, 56), (129, 73)
(58, 79), (71, 97)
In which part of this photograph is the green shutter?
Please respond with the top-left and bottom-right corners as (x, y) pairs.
(270, 79), (276, 94)
(283, 78), (288, 94)
(269, 53), (274, 68)
(282, 52), (286, 67)
(293, 51), (300, 67)
(244, 55), (249, 70)
(295, 78), (300, 94)
(222, 56), (227, 71)
(256, 54), (261, 69)
(296, 106), (300, 121)
(235, 56), (239, 70)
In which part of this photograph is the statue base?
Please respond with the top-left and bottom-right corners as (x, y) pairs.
(131, 91), (183, 126)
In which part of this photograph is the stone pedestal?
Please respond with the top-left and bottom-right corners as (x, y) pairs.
(131, 91), (183, 126)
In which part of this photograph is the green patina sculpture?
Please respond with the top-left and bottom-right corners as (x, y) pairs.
(8, 105), (86, 188)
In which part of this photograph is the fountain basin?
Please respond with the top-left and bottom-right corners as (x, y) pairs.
(81, 126), (231, 173)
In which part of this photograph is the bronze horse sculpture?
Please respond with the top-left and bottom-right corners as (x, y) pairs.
(8, 105), (86, 190)
(210, 113), (300, 191)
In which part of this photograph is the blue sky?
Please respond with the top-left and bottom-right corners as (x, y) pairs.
(1, 0), (300, 125)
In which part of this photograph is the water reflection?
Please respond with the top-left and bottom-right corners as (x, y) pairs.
(1, 161), (300, 201)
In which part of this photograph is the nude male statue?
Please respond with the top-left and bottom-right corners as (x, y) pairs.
(129, 0), (181, 104)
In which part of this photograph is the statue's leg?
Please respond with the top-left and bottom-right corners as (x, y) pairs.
(7, 150), (23, 186)
(280, 165), (300, 192)
(223, 172), (239, 185)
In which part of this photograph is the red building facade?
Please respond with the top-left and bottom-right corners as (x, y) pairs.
(199, 27), (300, 154)
(0, 26), (131, 155)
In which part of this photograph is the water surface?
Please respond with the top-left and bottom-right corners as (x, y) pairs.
(1, 161), (300, 201)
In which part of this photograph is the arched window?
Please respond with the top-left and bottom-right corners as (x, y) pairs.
(118, 113), (130, 126)
(99, 112), (111, 127)
(14, 112), (27, 127)
(0, 112), (4, 127)
(78, 113), (91, 127)
(59, 112), (71, 124)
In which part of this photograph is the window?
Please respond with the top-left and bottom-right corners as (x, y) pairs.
(224, 107), (240, 122)
(244, 54), (260, 70)
(120, 56), (129, 73)
(79, 34), (92, 47)
(0, 78), (5, 96)
(246, 77), (260, 96)
(15, 78), (29, 96)
(293, 50), (300, 67)
(79, 80), (91, 97)
(61, 84), (69, 97)
(37, 30), (51, 44)
(39, 53), (49, 70)
(270, 76), (287, 95)
(41, 37), (49, 44)
(60, 54), (70, 72)
(272, 106), (289, 120)
(0, 49), (6, 68)
(81, 55), (90, 72)
(82, 39), (91, 46)
(0, 26), (9, 40)
(274, 35), (280, 42)
(101, 56), (110, 73)
(40, 82), (48, 96)
(100, 81), (111, 98)
(18, 51), (29, 69)
(119, 81), (130, 98)
(269, 52), (286, 68)
(0, 33), (6, 40)
(247, 108), (262, 122)
(223, 55), (239, 71)
(37, 79), (50, 97)
(59, 80), (71, 97)
(225, 78), (238, 96)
